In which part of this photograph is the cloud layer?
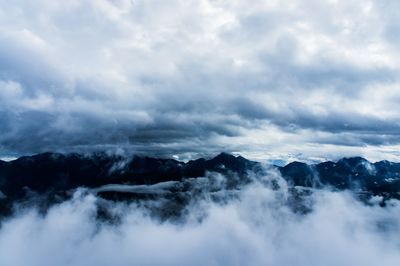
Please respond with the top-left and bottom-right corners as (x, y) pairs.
(1, 0), (400, 161)
(0, 175), (399, 266)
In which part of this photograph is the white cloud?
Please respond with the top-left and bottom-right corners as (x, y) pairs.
(0, 0), (400, 160)
(0, 177), (399, 266)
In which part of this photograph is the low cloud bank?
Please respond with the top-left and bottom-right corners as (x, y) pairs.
(0, 172), (399, 266)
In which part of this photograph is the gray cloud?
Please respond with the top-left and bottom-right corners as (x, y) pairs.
(1, 0), (400, 160)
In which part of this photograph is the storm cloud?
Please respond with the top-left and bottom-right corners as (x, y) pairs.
(1, 0), (400, 161)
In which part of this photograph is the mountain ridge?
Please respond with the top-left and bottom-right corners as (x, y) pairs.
(0, 152), (399, 218)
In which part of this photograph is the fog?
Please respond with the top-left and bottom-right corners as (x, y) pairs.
(0, 171), (399, 266)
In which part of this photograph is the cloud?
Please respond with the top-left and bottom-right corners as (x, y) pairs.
(1, 0), (400, 160)
(0, 172), (399, 266)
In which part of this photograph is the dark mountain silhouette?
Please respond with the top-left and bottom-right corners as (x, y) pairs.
(0, 152), (399, 218)
(280, 157), (400, 199)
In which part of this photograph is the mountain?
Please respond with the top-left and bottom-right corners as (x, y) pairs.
(0, 152), (399, 218)
(0, 152), (258, 199)
(280, 157), (400, 199)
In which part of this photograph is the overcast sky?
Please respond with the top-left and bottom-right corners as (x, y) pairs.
(1, 0), (400, 162)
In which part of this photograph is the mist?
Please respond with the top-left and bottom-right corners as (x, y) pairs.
(0, 171), (399, 266)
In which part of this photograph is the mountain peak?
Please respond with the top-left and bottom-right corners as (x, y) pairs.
(212, 152), (236, 161)
(337, 156), (368, 163)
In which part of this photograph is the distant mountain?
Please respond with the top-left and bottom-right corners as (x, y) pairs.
(0, 152), (399, 218)
(280, 157), (400, 199)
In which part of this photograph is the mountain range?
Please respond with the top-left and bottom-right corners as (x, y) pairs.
(0, 152), (399, 218)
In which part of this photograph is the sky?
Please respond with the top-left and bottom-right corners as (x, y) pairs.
(1, 0), (400, 162)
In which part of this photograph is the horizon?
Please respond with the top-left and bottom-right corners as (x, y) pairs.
(0, 150), (397, 166)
